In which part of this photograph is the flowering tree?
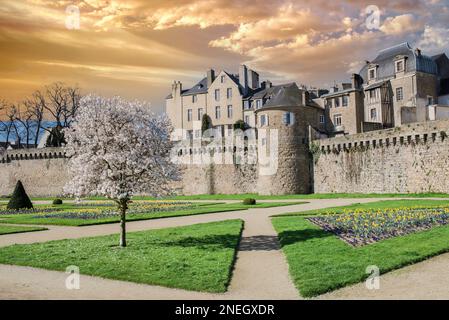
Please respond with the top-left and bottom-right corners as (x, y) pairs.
(64, 95), (179, 247)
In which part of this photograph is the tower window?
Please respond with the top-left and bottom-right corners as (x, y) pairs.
(283, 112), (295, 125)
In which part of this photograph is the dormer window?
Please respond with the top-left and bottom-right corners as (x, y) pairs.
(396, 60), (404, 72)
(368, 67), (376, 80)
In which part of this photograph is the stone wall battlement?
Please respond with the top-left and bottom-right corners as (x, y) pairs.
(313, 120), (449, 194)
(314, 120), (449, 154)
(0, 147), (66, 164)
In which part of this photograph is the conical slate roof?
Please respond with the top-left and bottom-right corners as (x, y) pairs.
(262, 83), (303, 108)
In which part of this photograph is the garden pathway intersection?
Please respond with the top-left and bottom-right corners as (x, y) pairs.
(0, 197), (448, 299)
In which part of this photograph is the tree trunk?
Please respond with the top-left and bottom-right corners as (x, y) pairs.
(119, 204), (127, 247)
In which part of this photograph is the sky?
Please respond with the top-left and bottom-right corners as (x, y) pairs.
(0, 0), (448, 114)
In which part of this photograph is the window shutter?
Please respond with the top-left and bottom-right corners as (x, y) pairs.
(290, 112), (295, 125)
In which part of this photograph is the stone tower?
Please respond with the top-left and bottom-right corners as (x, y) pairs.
(255, 83), (325, 195)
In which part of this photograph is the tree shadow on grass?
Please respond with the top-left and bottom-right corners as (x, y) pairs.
(239, 235), (280, 251)
(277, 229), (333, 247)
(157, 234), (241, 250)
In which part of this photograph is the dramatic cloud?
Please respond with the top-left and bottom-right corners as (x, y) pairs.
(0, 0), (447, 113)
(417, 25), (449, 54)
(379, 14), (423, 35)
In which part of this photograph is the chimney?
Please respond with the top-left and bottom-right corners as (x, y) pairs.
(207, 69), (215, 87)
(248, 69), (260, 89)
(239, 65), (249, 95)
(172, 81), (182, 97)
(351, 73), (363, 89)
(302, 90), (309, 106)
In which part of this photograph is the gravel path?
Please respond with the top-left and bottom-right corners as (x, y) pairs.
(0, 197), (445, 300)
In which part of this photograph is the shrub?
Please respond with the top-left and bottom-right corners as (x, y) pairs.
(243, 198), (256, 205)
(7, 180), (33, 210)
(53, 199), (63, 205)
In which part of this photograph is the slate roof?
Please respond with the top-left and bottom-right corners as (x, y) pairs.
(359, 42), (439, 82)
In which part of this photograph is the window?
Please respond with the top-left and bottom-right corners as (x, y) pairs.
(215, 106), (220, 119)
(333, 114), (342, 126)
(319, 115), (325, 124)
(221, 75), (226, 83)
(227, 124), (233, 136)
(396, 87), (403, 101)
(256, 99), (261, 109)
(197, 108), (203, 121)
(244, 100), (251, 109)
(370, 108), (377, 121)
(396, 60), (404, 73)
(334, 97), (340, 108)
(195, 130), (201, 139)
(427, 96), (434, 106)
(192, 95), (197, 103)
(187, 109), (192, 122)
(227, 105), (233, 118)
(368, 89), (379, 103)
(260, 114), (268, 126)
(283, 112), (295, 125)
(214, 89), (220, 101)
(369, 68), (376, 80)
(227, 88), (232, 99)
(342, 95), (348, 107)
(326, 99), (332, 108)
(244, 115), (250, 124)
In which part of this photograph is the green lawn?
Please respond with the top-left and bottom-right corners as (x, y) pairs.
(274, 199), (449, 217)
(0, 224), (47, 235)
(0, 202), (305, 226)
(0, 220), (243, 292)
(272, 212), (449, 298)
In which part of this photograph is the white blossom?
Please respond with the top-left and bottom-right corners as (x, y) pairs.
(63, 94), (179, 201)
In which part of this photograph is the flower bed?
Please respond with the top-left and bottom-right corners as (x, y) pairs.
(0, 207), (62, 216)
(309, 206), (449, 246)
(32, 202), (194, 220)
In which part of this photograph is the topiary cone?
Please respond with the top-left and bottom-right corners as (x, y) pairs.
(7, 180), (33, 210)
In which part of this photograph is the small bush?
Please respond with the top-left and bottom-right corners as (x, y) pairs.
(7, 180), (33, 210)
(53, 199), (63, 205)
(243, 198), (256, 205)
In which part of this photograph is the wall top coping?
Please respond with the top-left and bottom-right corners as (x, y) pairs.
(314, 120), (449, 146)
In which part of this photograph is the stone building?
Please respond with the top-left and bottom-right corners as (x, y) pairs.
(319, 74), (364, 135)
(359, 42), (449, 127)
(165, 64), (328, 141)
(166, 65), (263, 141)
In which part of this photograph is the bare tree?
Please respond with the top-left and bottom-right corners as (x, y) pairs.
(6, 105), (20, 147)
(42, 82), (81, 146)
(23, 92), (45, 147)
